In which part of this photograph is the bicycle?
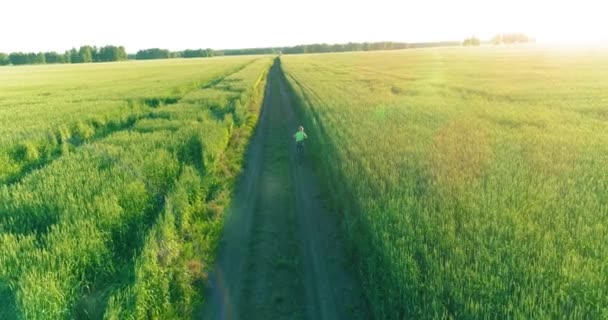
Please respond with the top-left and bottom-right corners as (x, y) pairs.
(296, 141), (304, 165)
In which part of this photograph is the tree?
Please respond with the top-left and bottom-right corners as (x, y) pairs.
(135, 48), (171, 60)
(117, 46), (128, 61)
(69, 48), (81, 63)
(97, 45), (128, 62)
(8, 53), (29, 65)
(183, 49), (201, 58)
(493, 33), (532, 45)
(30, 53), (45, 64)
(463, 36), (480, 46)
(0, 53), (9, 66)
(7, 52), (45, 65)
(78, 46), (93, 63)
(91, 46), (100, 62)
(182, 49), (215, 58)
(44, 52), (65, 64)
(63, 51), (71, 63)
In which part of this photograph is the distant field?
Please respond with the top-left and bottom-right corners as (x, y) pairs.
(0, 56), (272, 318)
(281, 47), (608, 319)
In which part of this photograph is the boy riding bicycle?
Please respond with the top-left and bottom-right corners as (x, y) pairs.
(293, 126), (308, 156)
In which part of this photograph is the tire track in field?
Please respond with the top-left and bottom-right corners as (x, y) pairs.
(2, 60), (257, 188)
(356, 65), (518, 102)
(202, 60), (369, 319)
(0, 60), (259, 245)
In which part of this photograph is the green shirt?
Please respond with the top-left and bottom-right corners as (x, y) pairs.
(294, 131), (307, 142)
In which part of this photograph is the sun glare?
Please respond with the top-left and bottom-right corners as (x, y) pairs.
(1, 0), (607, 52)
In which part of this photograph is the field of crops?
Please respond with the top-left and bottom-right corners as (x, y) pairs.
(281, 47), (608, 319)
(0, 56), (272, 318)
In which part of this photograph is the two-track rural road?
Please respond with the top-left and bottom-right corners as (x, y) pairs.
(201, 60), (369, 320)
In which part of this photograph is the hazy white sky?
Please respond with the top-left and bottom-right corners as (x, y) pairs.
(1, 0), (607, 53)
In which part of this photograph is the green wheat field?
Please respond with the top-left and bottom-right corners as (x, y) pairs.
(1, 46), (607, 319)
(281, 46), (608, 319)
(0, 56), (272, 319)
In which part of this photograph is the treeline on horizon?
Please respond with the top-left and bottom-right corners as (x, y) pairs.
(1, 41), (461, 66)
(463, 33), (535, 46)
(491, 33), (534, 44)
(133, 41), (463, 60)
(0, 37), (531, 66)
(0, 45), (127, 66)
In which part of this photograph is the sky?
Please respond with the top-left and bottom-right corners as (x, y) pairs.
(1, 0), (607, 53)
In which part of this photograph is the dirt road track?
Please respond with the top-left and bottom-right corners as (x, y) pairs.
(201, 60), (369, 320)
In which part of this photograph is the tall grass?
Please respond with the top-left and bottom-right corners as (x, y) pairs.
(281, 47), (608, 319)
(0, 57), (272, 319)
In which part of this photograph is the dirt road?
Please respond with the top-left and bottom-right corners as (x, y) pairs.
(201, 60), (369, 320)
